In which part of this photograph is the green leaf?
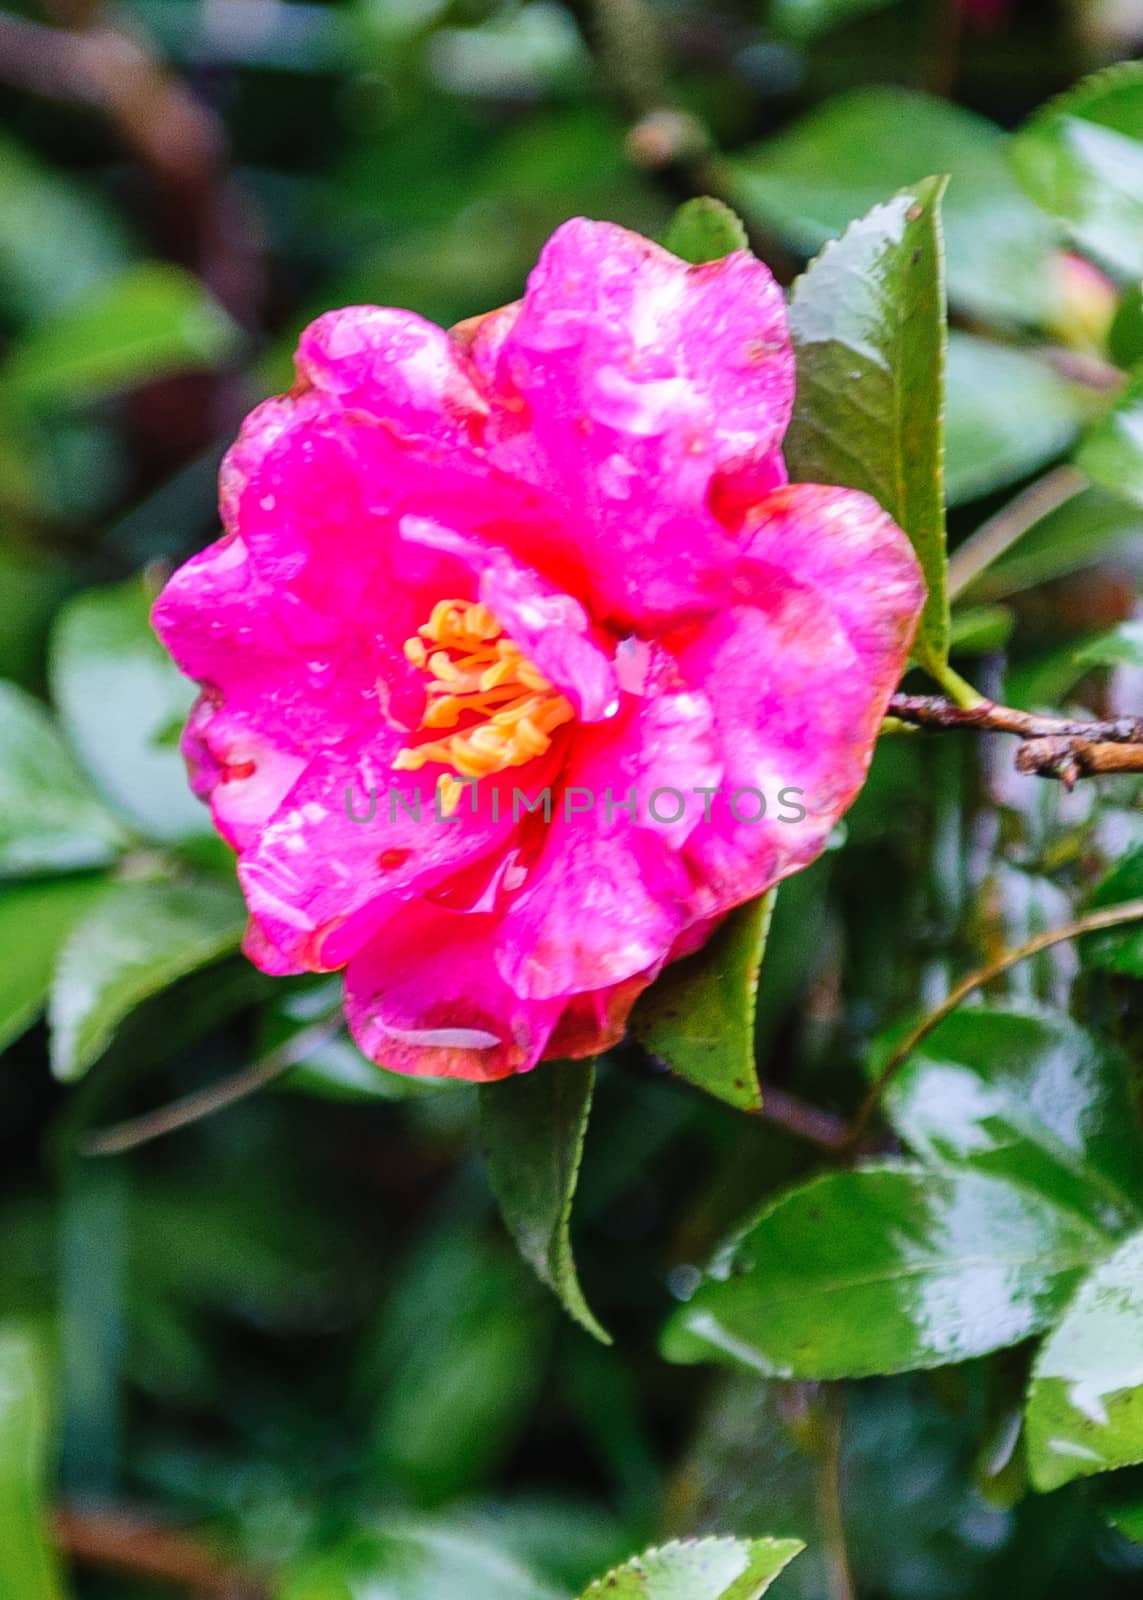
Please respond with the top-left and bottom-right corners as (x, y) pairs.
(1083, 846), (1143, 976)
(663, 198), (749, 265)
(577, 1537), (804, 1600)
(0, 1325), (66, 1600)
(0, 681), (126, 876)
(1026, 1229), (1143, 1491)
(0, 877), (111, 1054)
(947, 604), (1015, 654)
(2, 262), (239, 408)
(1110, 282), (1143, 369)
(49, 876), (247, 1081)
(1103, 1484), (1143, 1543)
(962, 485), (1143, 601)
(479, 1060), (607, 1342)
(1076, 368), (1143, 505)
(1075, 620), (1143, 670)
(50, 575), (210, 844)
(662, 1165), (1108, 1380)
(1012, 63), (1143, 279)
(945, 333), (1094, 506)
(767, 0), (895, 42)
(785, 178), (949, 675)
(883, 1005), (1143, 1233)
(0, 133), (132, 323)
(628, 892), (773, 1112)
(278, 1523), (561, 1600)
(730, 88), (1059, 326)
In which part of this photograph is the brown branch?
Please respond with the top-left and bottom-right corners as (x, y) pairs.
(756, 1086), (854, 1153)
(54, 1506), (269, 1599)
(886, 692), (1143, 785)
(845, 897), (1143, 1150)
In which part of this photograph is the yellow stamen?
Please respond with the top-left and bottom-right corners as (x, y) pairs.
(395, 598), (574, 813)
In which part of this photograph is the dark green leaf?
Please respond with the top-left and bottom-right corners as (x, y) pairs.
(1103, 1484), (1143, 1544)
(883, 1005), (1143, 1233)
(50, 575), (210, 843)
(3, 262), (240, 407)
(479, 1059), (607, 1341)
(767, 0), (895, 42)
(1012, 63), (1143, 278)
(731, 88), (1059, 326)
(962, 486), (1143, 601)
(946, 334), (1094, 506)
(0, 1325), (65, 1600)
(1075, 620), (1143, 669)
(0, 877), (111, 1054)
(662, 1165), (1107, 1379)
(662, 198), (749, 265)
(1076, 368), (1143, 505)
(1026, 1229), (1143, 1491)
(629, 893), (773, 1112)
(1083, 846), (1143, 975)
(0, 682), (126, 876)
(279, 1523), (560, 1600)
(49, 876), (247, 1081)
(578, 1537), (804, 1600)
(785, 178), (949, 674)
(1110, 283), (1143, 369)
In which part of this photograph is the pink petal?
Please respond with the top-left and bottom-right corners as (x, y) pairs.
(677, 484), (923, 908)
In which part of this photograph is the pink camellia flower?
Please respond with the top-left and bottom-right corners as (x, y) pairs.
(153, 218), (924, 1081)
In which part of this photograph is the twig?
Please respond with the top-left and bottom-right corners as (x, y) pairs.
(756, 1086), (853, 1153)
(947, 466), (1089, 600)
(886, 692), (1143, 784)
(845, 897), (1143, 1150)
(80, 1011), (343, 1156)
(817, 1387), (855, 1600)
(54, 1506), (269, 1598)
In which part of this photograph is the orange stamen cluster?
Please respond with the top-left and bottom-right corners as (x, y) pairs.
(393, 598), (574, 815)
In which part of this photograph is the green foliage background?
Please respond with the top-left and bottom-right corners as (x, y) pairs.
(6, 0), (1143, 1595)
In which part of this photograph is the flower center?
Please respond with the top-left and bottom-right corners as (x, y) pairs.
(393, 598), (575, 815)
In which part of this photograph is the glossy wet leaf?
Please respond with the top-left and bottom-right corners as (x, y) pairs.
(663, 197), (748, 265)
(883, 1006), (1143, 1233)
(628, 892), (774, 1112)
(278, 1523), (560, 1600)
(2, 262), (239, 407)
(0, 1325), (66, 1600)
(1012, 63), (1143, 278)
(1075, 369), (1143, 506)
(945, 334), (1093, 506)
(662, 1165), (1107, 1380)
(578, 1537), (804, 1600)
(0, 877), (111, 1055)
(50, 574), (210, 843)
(1026, 1230), (1143, 1491)
(1082, 846), (1143, 975)
(0, 682), (126, 876)
(49, 876), (247, 1081)
(479, 1060), (607, 1342)
(731, 88), (1059, 326)
(785, 179), (949, 674)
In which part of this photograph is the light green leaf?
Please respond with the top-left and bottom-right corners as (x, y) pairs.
(0, 877), (111, 1054)
(946, 333), (1094, 506)
(962, 486), (1143, 601)
(731, 88), (1059, 326)
(662, 1165), (1108, 1380)
(1012, 62), (1143, 278)
(278, 1523), (561, 1600)
(1076, 368), (1143, 505)
(578, 1537), (804, 1600)
(479, 1060), (607, 1342)
(947, 604), (1015, 654)
(49, 876), (247, 1081)
(883, 1005), (1143, 1233)
(0, 1325), (66, 1600)
(50, 575), (209, 844)
(628, 892), (773, 1112)
(0, 681), (126, 877)
(785, 179), (949, 674)
(663, 198), (749, 265)
(1026, 1230), (1143, 1491)
(1075, 620), (1143, 670)
(0, 133), (131, 323)
(3, 262), (239, 407)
